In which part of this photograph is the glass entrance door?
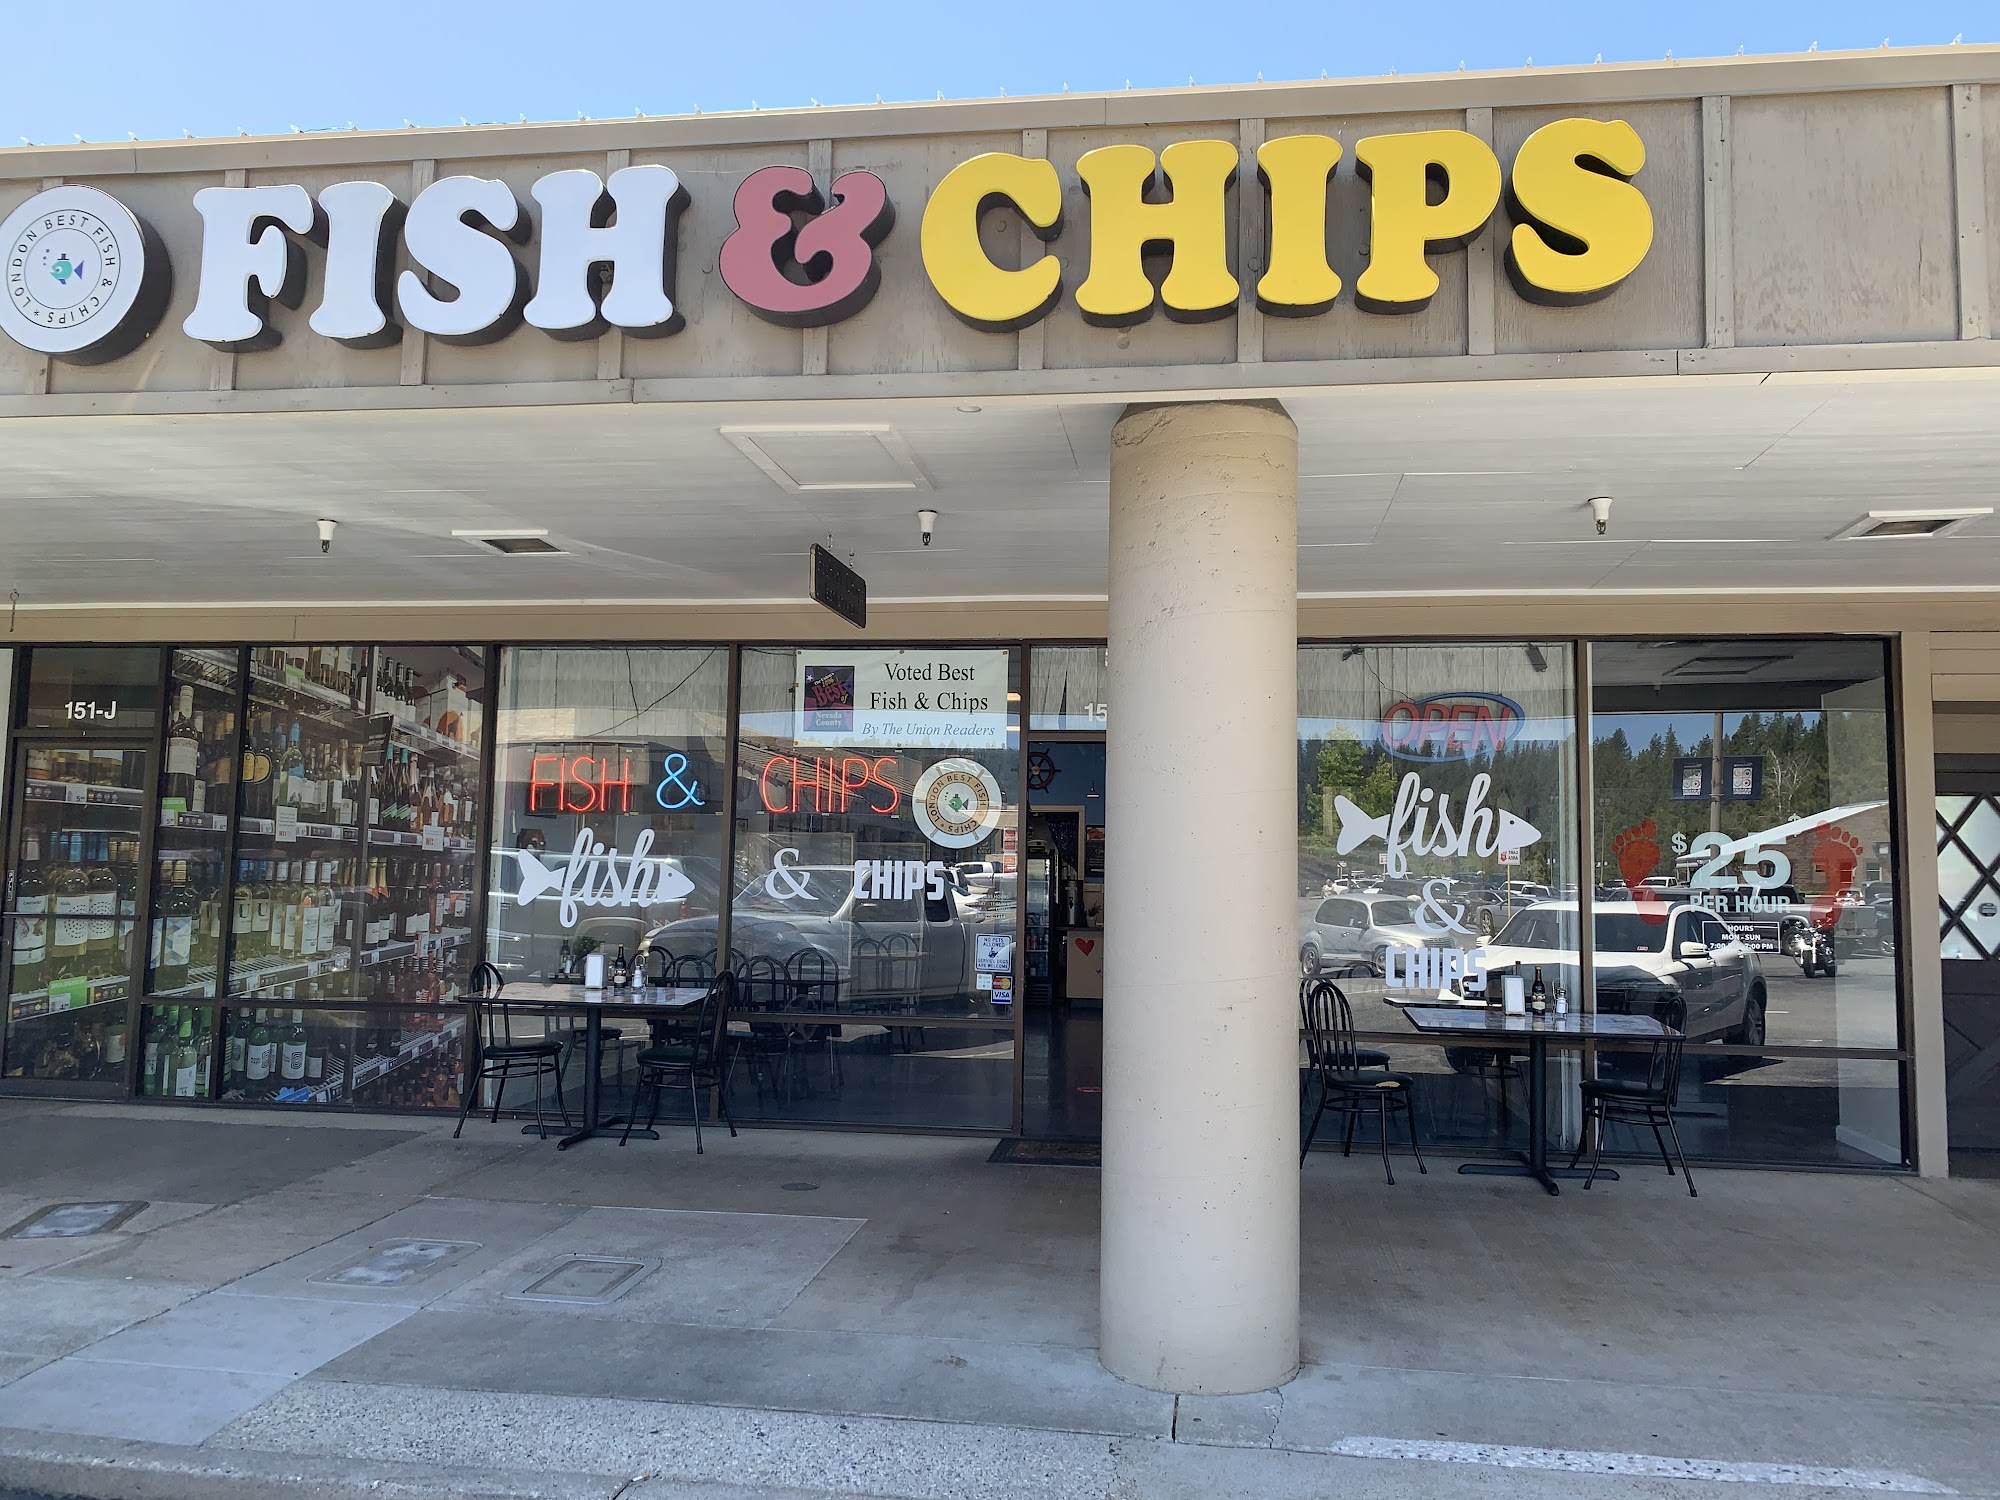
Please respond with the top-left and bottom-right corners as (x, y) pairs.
(3, 741), (150, 1087)
(1938, 765), (2000, 1156)
(1022, 738), (1106, 1139)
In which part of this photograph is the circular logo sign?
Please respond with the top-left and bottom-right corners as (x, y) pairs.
(912, 758), (1004, 849)
(1, 185), (170, 363)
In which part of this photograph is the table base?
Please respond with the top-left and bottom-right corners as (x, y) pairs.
(1459, 1155), (1620, 1197)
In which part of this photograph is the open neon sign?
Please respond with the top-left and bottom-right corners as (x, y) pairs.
(759, 754), (903, 816)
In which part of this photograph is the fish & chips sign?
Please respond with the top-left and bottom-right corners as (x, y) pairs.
(3, 117), (1651, 362)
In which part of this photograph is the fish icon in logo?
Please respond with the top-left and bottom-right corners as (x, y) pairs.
(1333, 771), (1541, 878)
(515, 828), (695, 928)
(48, 254), (84, 285)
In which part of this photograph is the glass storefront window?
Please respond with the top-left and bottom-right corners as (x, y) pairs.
(149, 650), (238, 1002)
(3, 646), (158, 1086)
(1590, 640), (1898, 1053)
(734, 646), (1021, 1023)
(486, 648), (730, 985)
(1028, 645), (1108, 731)
(227, 645), (486, 1016)
(1298, 641), (1581, 985)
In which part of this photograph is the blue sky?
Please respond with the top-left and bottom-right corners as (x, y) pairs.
(4, 1), (1992, 145)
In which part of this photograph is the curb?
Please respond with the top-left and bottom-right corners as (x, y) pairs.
(0, 1429), (854, 1500)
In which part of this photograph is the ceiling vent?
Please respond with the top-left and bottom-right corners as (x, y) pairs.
(721, 424), (933, 493)
(451, 529), (566, 556)
(1831, 508), (1992, 541)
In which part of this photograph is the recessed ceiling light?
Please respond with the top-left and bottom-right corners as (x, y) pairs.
(450, 528), (566, 556)
(1831, 507), (1993, 541)
(957, 404), (982, 414)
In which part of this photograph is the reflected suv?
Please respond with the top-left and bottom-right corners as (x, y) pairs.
(1300, 893), (1443, 977)
(1476, 901), (1769, 1045)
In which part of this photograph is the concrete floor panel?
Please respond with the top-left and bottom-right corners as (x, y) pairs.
(0, 1276), (206, 1359)
(223, 1195), (587, 1308)
(311, 1308), (1172, 1436)
(1182, 1361), (1997, 1494)
(432, 1204), (863, 1328)
(0, 1357), (295, 1445)
(40, 1187), (415, 1290)
(71, 1289), (410, 1378)
(0, 1116), (417, 1207)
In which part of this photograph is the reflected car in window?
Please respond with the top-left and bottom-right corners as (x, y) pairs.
(643, 866), (979, 1007)
(1300, 893), (1445, 977)
(1476, 901), (1768, 1044)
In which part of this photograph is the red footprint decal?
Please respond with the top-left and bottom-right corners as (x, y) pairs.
(1614, 818), (1669, 925)
(1810, 827), (1862, 931)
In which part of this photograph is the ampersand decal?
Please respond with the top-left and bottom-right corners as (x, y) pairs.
(719, 165), (895, 328)
(764, 847), (813, 902)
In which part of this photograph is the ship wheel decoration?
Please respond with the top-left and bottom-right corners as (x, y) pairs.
(1027, 749), (1057, 792)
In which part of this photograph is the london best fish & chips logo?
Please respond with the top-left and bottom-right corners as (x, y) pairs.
(0, 184), (170, 363)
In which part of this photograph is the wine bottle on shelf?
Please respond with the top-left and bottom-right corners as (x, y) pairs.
(281, 1010), (308, 1091)
(87, 834), (119, 977)
(12, 829), (48, 996)
(49, 834), (91, 984)
(245, 1009), (275, 1099)
(165, 685), (198, 807)
(155, 859), (195, 993)
(141, 1008), (166, 1096)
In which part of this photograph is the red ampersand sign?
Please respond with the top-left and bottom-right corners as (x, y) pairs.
(718, 165), (895, 327)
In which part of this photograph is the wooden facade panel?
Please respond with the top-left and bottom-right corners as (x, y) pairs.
(1732, 90), (1958, 346)
(621, 142), (815, 382)
(1256, 110), (1469, 364)
(1984, 85), (2000, 326)
(827, 134), (1020, 378)
(39, 171), (226, 396)
(1931, 673), (2000, 702)
(1038, 124), (1238, 372)
(1491, 99), (1705, 354)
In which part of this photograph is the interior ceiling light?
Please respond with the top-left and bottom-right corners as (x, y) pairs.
(1831, 507), (1993, 541)
(451, 528), (566, 555)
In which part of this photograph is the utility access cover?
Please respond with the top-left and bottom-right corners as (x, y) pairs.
(313, 1239), (481, 1288)
(505, 1255), (655, 1306)
(5, 1201), (147, 1238)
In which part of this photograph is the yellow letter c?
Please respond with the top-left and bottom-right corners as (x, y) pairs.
(921, 153), (1064, 333)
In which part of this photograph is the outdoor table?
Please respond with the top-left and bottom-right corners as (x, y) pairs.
(1399, 1004), (1676, 1196)
(486, 982), (708, 1150)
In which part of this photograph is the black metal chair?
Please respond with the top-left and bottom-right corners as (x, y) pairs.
(731, 953), (795, 1100)
(784, 948), (843, 1091)
(455, 961), (571, 1140)
(1300, 973), (1391, 1071)
(1299, 976), (1426, 1185)
(621, 973), (738, 1153)
(1571, 994), (1697, 1197)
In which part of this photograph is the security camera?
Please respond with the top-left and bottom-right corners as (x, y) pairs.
(1588, 496), (1613, 536)
(917, 508), (938, 548)
(316, 518), (338, 554)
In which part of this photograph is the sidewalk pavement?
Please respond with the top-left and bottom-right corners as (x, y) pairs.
(0, 1098), (1995, 1500)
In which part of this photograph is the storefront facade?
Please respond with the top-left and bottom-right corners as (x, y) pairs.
(3, 46), (1999, 1393)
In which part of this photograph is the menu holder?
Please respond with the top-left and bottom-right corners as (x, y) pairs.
(1502, 973), (1527, 1016)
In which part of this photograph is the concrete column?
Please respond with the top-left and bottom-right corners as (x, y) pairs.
(1101, 400), (1300, 1394)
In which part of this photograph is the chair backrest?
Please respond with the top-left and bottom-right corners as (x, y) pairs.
(1646, 993), (1690, 1099)
(670, 951), (715, 985)
(642, 947), (672, 986)
(464, 961), (529, 1049)
(1298, 976), (1363, 1081)
(786, 947), (839, 1008)
(701, 971), (735, 1065)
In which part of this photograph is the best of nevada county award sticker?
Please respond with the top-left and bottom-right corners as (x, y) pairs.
(913, 758), (1005, 849)
(1, 184), (171, 364)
